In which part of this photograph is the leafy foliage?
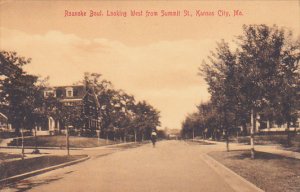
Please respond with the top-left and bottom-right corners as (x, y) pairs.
(182, 25), (300, 147)
(0, 51), (39, 132)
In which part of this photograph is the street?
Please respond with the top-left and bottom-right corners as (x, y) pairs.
(2, 141), (258, 192)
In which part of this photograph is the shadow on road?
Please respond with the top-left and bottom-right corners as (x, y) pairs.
(7, 176), (63, 192)
(230, 150), (300, 161)
(186, 140), (216, 145)
(93, 153), (114, 159)
(106, 142), (148, 150)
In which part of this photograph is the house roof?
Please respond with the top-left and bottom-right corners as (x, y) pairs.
(0, 112), (8, 120)
(44, 85), (86, 99)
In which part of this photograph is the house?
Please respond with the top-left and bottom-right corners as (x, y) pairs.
(240, 111), (300, 134)
(37, 85), (101, 135)
(0, 112), (12, 131)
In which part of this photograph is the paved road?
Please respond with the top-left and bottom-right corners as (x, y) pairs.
(2, 141), (247, 192)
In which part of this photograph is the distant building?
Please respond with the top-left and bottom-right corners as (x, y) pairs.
(258, 116), (300, 133)
(241, 113), (300, 134)
(164, 128), (180, 140)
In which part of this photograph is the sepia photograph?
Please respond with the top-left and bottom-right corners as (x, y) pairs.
(0, 0), (299, 192)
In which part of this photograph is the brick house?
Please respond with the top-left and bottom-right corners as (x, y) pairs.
(37, 85), (100, 135)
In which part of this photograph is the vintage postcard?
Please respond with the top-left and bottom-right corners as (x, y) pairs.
(0, 1), (299, 192)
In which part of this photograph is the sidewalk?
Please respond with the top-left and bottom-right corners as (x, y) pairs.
(0, 141), (144, 158)
(196, 139), (300, 160)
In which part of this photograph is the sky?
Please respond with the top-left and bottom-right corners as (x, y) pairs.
(0, 0), (299, 130)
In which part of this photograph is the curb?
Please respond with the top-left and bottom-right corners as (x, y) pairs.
(0, 155), (90, 186)
(83, 141), (145, 150)
(0, 146), (82, 150)
(202, 153), (264, 192)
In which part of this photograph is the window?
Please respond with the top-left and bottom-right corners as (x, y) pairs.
(44, 90), (56, 98)
(66, 87), (73, 97)
(73, 89), (78, 97)
(56, 89), (63, 98)
(67, 90), (72, 97)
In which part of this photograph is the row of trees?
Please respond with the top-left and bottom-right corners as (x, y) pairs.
(181, 102), (223, 141)
(83, 72), (161, 142)
(181, 25), (300, 158)
(0, 51), (161, 142)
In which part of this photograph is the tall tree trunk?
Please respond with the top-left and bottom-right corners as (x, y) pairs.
(226, 127), (229, 152)
(250, 109), (256, 159)
(21, 128), (25, 160)
(287, 121), (291, 147)
(192, 127), (195, 140)
(242, 122), (247, 136)
(66, 127), (70, 156)
(34, 127), (37, 150)
(225, 125), (229, 152)
(33, 126), (40, 154)
(97, 130), (100, 144)
(134, 130), (137, 143)
(224, 111), (229, 152)
(212, 129), (215, 140)
(124, 131), (127, 143)
(234, 117), (239, 143)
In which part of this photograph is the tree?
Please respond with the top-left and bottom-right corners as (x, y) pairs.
(275, 34), (300, 146)
(0, 51), (39, 133)
(201, 40), (239, 151)
(199, 24), (299, 158)
(197, 102), (222, 140)
(131, 101), (160, 142)
(0, 51), (23, 77)
(32, 81), (61, 153)
(157, 129), (167, 140)
(181, 112), (203, 140)
(0, 51), (42, 158)
(181, 102), (224, 141)
(237, 24), (300, 157)
(81, 72), (161, 142)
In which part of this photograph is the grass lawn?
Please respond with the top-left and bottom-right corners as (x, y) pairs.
(8, 135), (119, 148)
(209, 150), (300, 192)
(236, 134), (300, 152)
(0, 155), (86, 181)
(0, 152), (23, 161)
